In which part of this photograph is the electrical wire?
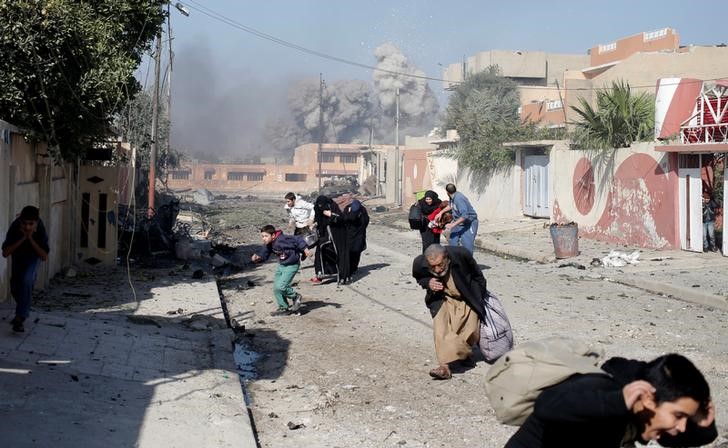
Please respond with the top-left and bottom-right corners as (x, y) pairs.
(184, 0), (728, 93)
(184, 0), (458, 84)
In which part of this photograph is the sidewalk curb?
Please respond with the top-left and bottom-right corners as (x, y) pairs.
(487, 241), (728, 312)
(477, 238), (555, 264)
(384, 217), (728, 311)
(607, 276), (728, 312)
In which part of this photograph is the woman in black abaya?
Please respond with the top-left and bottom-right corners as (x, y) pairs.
(312, 195), (350, 284)
(342, 199), (369, 282)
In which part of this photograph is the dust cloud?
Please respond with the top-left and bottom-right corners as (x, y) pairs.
(171, 40), (438, 161)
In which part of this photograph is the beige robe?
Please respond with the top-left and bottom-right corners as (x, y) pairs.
(432, 273), (480, 365)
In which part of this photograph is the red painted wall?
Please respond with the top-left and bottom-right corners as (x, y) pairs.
(575, 153), (678, 248)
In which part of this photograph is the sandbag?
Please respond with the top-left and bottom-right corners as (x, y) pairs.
(484, 337), (605, 426)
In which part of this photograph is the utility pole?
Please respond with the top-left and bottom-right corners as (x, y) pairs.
(394, 87), (400, 207)
(147, 32), (162, 218)
(166, 2), (173, 168)
(317, 73), (324, 193)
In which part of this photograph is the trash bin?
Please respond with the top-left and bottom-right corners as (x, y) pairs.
(549, 222), (579, 258)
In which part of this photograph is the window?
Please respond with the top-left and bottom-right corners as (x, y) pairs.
(340, 154), (357, 164)
(285, 173), (307, 182)
(204, 170), (215, 180)
(598, 42), (616, 54)
(171, 170), (191, 180)
(546, 100), (563, 111)
(644, 28), (668, 42)
(318, 152), (335, 163)
(227, 171), (264, 181)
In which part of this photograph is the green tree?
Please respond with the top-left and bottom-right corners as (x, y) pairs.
(0, 0), (165, 161)
(570, 80), (655, 150)
(443, 66), (553, 173)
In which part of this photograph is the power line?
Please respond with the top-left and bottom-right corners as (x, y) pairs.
(184, 0), (458, 84)
(183, 1), (728, 94)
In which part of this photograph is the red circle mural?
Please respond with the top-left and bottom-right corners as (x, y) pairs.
(573, 157), (595, 215)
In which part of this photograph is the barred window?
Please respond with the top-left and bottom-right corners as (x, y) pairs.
(340, 154), (358, 164)
(318, 153), (335, 163)
(285, 173), (307, 182)
(171, 170), (191, 180)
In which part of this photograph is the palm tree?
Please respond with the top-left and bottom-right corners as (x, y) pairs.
(570, 81), (655, 150)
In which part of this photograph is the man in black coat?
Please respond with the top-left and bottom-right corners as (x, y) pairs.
(412, 244), (486, 380)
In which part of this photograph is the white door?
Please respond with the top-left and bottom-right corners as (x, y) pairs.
(720, 171), (728, 255)
(678, 155), (702, 252)
(79, 166), (118, 265)
(523, 155), (550, 218)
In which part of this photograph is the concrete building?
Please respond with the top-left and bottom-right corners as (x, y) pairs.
(565, 29), (728, 125)
(443, 28), (728, 130)
(166, 143), (396, 196)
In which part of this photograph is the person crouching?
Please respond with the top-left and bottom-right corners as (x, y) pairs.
(251, 225), (311, 316)
(412, 244), (485, 379)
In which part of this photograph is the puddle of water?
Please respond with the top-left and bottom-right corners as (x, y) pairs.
(233, 342), (261, 379)
(233, 342), (261, 405)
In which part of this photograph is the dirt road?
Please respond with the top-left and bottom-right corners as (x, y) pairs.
(216, 199), (728, 447)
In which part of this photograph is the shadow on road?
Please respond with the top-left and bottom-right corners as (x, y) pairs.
(354, 262), (390, 280)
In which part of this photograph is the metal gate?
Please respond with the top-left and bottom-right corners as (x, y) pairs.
(523, 155), (550, 218)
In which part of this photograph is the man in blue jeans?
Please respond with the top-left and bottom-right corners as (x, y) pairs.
(436, 183), (479, 253)
(2, 205), (49, 333)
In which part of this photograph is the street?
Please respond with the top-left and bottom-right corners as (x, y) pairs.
(220, 208), (728, 448)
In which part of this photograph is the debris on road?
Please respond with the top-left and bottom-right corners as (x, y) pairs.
(601, 250), (640, 267)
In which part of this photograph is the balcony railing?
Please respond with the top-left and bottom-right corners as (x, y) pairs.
(680, 123), (728, 145)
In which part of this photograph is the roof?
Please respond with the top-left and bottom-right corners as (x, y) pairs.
(656, 143), (728, 153)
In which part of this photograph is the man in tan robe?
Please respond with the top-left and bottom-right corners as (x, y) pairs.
(412, 244), (486, 380)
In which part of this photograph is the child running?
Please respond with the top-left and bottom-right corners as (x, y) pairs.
(251, 225), (311, 316)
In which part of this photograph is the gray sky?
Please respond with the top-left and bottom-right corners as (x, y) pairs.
(154, 0), (728, 157)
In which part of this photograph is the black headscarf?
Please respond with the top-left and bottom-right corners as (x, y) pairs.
(419, 190), (442, 216)
(314, 195), (342, 229)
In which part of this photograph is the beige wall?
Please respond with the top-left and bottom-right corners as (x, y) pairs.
(564, 46), (728, 129)
(427, 153), (523, 220)
(444, 51), (589, 90)
(545, 54), (591, 84)
(1, 121), (72, 299)
(591, 46), (728, 95)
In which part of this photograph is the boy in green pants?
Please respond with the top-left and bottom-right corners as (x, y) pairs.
(252, 225), (311, 316)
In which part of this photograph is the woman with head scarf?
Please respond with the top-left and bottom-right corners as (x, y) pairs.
(342, 199), (369, 282)
(312, 195), (350, 284)
(418, 190), (448, 253)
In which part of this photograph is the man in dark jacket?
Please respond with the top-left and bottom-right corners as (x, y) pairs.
(2, 205), (49, 333)
(252, 225), (311, 316)
(505, 354), (717, 448)
(412, 244), (486, 380)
